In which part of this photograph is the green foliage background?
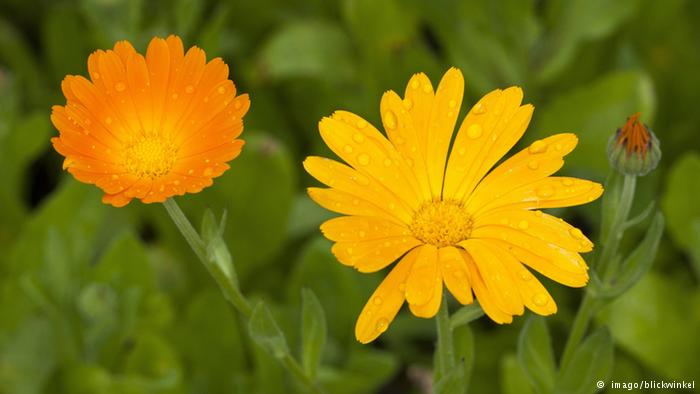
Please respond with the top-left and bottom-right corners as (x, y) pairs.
(0, 0), (699, 393)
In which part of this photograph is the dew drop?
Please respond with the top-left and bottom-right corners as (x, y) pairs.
(398, 282), (406, 292)
(534, 211), (543, 217)
(114, 82), (126, 92)
(356, 119), (368, 129)
(458, 147), (466, 156)
(358, 153), (371, 166)
(528, 140), (547, 154)
(373, 296), (383, 305)
(217, 86), (226, 94)
(562, 178), (574, 186)
(353, 133), (365, 143)
(536, 185), (554, 198)
(467, 124), (482, 139)
(172, 93), (179, 99)
(422, 84), (432, 94)
(518, 220), (529, 230)
(376, 318), (389, 333)
(188, 169), (194, 175)
(527, 160), (539, 170)
(344, 145), (354, 153)
(185, 85), (194, 94)
(406, 158), (414, 167)
(448, 99), (457, 108)
(105, 117), (112, 124)
(359, 230), (366, 238)
(111, 174), (119, 180)
(403, 98), (413, 109)
(388, 203), (396, 211)
(519, 269), (531, 281)
(383, 111), (397, 129)
(554, 143), (563, 151)
(410, 80), (420, 89)
(453, 270), (464, 278)
(93, 72), (100, 79)
(383, 158), (392, 167)
(533, 293), (548, 306)
(473, 103), (486, 114)
(569, 228), (584, 240)
(203, 167), (214, 177)
(346, 247), (354, 255)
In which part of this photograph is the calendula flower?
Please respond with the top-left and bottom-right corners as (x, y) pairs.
(304, 68), (603, 343)
(51, 35), (250, 207)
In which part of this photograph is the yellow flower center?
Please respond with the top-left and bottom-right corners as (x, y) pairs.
(409, 199), (473, 247)
(123, 136), (177, 179)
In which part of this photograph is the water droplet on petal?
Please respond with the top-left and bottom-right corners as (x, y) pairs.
(185, 85), (194, 94)
(527, 160), (539, 170)
(383, 111), (397, 129)
(383, 158), (392, 167)
(519, 269), (531, 281)
(353, 133), (365, 143)
(172, 93), (179, 99)
(398, 282), (406, 292)
(528, 140), (547, 154)
(358, 153), (371, 166)
(473, 103), (486, 114)
(218, 86), (226, 94)
(536, 185), (554, 198)
(359, 230), (366, 238)
(422, 84), (432, 94)
(376, 318), (389, 333)
(562, 178), (574, 186)
(533, 293), (548, 306)
(534, 211), (543, 217)
(105, 117), (112, 124)
(467, 124), (482, 139)
(344, 145), (354, 153)
(356, 119), (367, 129)
(518, 220), (529, 230)
(410, 80), (420, 89)
(114, 82), (126, 92)
(448, 99), (457, 108)
(203, 167), (214, 177)
(403, 98), (413, 109)
(373, 296), (382, 305)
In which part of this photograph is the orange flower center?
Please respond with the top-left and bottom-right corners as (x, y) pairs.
(616, 112), (650, 157)
(409, 199), (473, 247)
(123, 136), (177, 179)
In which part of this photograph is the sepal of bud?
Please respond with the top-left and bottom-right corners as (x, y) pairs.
(607, 112), (661, 176)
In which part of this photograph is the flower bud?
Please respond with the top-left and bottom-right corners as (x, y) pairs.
(607, 112), (661, 176)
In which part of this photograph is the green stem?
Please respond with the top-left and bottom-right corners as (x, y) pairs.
(163, 198), (251, 317)
(600, 175), (636, 281)
(435, 295), (455, 384)
(561, 174), (636, 368)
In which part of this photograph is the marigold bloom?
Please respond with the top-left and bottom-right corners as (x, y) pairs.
(51, 35), (250, 207)
(304, 68), (603, 343)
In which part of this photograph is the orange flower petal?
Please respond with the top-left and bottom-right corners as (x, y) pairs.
(405, 244), (439, 306)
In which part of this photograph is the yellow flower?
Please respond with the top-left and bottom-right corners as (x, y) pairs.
(51, 35), (250, 207)
(304, 68), (603, 343)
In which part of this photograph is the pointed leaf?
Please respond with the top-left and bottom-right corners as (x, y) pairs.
(249, 301), (290, 359)
(301, 288), (327, 380)
(554, 327), (614, 394)
(517, 316), (556, 394)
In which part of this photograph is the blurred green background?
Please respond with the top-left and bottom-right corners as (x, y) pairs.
(1, 0), (699, 393)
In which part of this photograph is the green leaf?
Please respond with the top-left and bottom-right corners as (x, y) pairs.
(42, 4), (88, 82)
(501, 354), (536, 394)
(61, 363), (112, 394)
(258, 20), (354, 82)
(0, 317), (56, 394)
(91, 231), (155, 293)
(599, 273), (700, 379)
(662, 152), (700, 258)
(534, 0), (639, 83)
(200, 208), (238, 288)
(554, 327), (614, 394)
(249, 301), (290, 359)
(300, 288), (327, 380)
(533, 71), (656, 177)
(124, 331), (181, 385)
(173, 0), (205, 38)
(434, 364), (465, 394)
(287, 194), (334, 238)
(604, 212), (664, 298)
(453, 323), (475, 392)
(517, 315), (556, 394)
(319, 348), (398, 394)
(450, 303), (484, 329)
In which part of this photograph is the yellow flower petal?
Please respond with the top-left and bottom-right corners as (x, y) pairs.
(487, 245), (557, 316)
(464, 251), (513, 324)
(460, 239), (524, 316)
(355, 250), (416, 344)
(319, 114), (423, 209)
(304, 156), (413, 224)
(405, 244), (439, 306)
(438, 246), (473, 305)
(320, 216), (411, 242)
(474, 177), (604, 215)
(408, 275), (442, 318)
(466, 133), (578, 212)
(473, 210), (593, 253)
(443, 87), (532, 201)
(403, 72), (434, 151)
(379, 91), (432, 200)
(485, 238), (589, 288)
(425, 68), (464, 197)
(331, 237), (421, 273)
(307, 187), (401, 224)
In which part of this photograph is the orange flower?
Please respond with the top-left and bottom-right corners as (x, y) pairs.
(51, 35), (250, 207)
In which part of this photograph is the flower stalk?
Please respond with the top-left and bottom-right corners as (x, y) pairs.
(435, 296), (455, 383)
